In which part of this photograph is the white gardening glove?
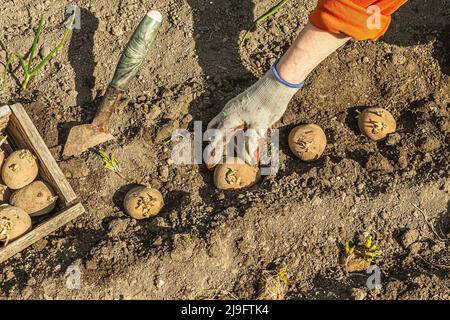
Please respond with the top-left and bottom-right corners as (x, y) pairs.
(205, 60), (304, 168)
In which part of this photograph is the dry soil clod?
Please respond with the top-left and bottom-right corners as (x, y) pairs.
(1, 149), (39, 190)
(213, 157), (260, 190)
(288, 124), (327, 161)
(358, 107), (396, 141)
(123, 186), (164, 220)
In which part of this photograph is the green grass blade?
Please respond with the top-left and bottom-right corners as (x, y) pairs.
(30, 11), (76, 76)
(16, 53), (27, 72)
(27, 15), (44, 71)
(240, 0), (289, 49)
(2, 52), (14, 86)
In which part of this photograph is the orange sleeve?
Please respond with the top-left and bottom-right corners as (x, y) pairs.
(309, 0), (408, 41)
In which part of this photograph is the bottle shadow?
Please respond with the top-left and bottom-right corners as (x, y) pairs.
(58, 7), (99, 148)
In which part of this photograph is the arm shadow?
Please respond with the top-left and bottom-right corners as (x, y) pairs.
(381, 0), (449, 75)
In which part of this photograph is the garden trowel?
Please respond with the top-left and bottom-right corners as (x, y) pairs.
(63, 10), (162, 157)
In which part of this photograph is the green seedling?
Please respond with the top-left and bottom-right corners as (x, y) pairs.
(362, 235), (380, 263)
(99, 149), (130, 182)
(2, 53), (14, 89)
(259, 265), (298, 300)
(345, 240), (356, 255)
(345, 236), (381, 263)
(274, 265), (296, 286)
(240, 0), (289, 49)
(3, 12), (76, 90)
(183, 233), (192, 242)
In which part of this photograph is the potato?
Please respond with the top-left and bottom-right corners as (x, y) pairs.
(288, 124), (327, 161)
(123, 186), (164, 219)
(0, 150), (5, 170)
(2, 149), (39, 189)
(214, 157), (260, 190)
(0, 184), (12, 203)
(0, 205), (32, 245)
(358, 107), (396, 141)
(339, 253), (371, 273)
(10, 181), (58, 216)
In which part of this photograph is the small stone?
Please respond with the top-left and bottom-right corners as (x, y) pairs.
(111, 27), (124, 36)
(408, 242), (423, 255)
(85, 260), (98, 270)
(60, 160), (90, 179)
(136, 94), (148, 103)
(392, 53), (407, 65)
(21, 286), (34, 299)
(366, 154), (394, 173)
(156, 120), (179, 143)
(156, 278), (165, 289)
(420, 137), (441, 152)
(431, 241), (445, 253)
(401, 229), (419, 248)
(146, 106), (161, 121)
(398, 151), (408, 169)
(108, 219), (129, 237)
(352, 288), (367, 300)
(159, 166), (169, 180)
(33, 239), (48, 252)
(385, 133), (401, 146)
(181, 114), (193, 126)
(39, 45), (51, 59)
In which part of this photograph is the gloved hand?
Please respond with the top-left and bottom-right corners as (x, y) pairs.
(205, 60), (304, 168)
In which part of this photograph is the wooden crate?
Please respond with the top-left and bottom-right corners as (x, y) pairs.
(0, 103), (85, 264)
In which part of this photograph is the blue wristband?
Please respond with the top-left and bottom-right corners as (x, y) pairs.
(272, 58), (305, 89)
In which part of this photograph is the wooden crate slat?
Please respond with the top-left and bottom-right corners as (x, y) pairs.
(0, 202), (85, 264)
(0, 105), (11, 131)
(8, 103), (78, 206)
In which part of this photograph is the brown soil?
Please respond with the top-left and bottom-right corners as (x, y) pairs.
(0, 0), (449, 300)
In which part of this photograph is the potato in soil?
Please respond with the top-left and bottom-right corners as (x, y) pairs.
(10, 181), (58, 216)
(288, 124), (327, 161)
(358, 107), (396, 141)
(339, 253), (371, 273)
(1, 149), (39, 189)
(0, 205), (32, 244)
(214, 157), (260, 190)
(124, 186), (164, 219)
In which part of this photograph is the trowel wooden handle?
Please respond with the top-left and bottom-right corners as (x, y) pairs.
(91, 86), (123, 128)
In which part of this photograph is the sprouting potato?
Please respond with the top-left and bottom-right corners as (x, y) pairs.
(0, 184), (12, 204)
(0, 150), (5, 171)
(339, 252), (371, 273)
(288, 124), (327, 161)
(10, 181), (58, 216)
(123, 186), (164, 219)
(1, 149), (39, 190)
(214, 157), (260, 190)
(358, 107), (396, 141)
(0, 205), (32, 246)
